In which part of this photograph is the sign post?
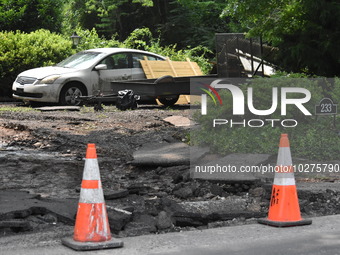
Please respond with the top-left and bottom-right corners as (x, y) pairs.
(315, 98), (338, 127)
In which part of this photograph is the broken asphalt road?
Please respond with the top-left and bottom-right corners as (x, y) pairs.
(1, 214), (340, 255)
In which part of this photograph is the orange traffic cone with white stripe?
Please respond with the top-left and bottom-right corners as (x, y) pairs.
(258, 134), (312, 227)
(62, 144), (124, 250)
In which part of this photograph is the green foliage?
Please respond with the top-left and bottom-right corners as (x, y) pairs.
(74, 27), (213, 74)
(160, 0), (230, 49)
(192, 77), (340, 160)
(2, 0), (339, 77)
(122, 27), (154, 49)
(70, 0), (151, 38)
(192, 116), (340, 160)
(223, 0), (340, 76)
(72, 28), (122, 51)
(330, 78), (340, 105)
(0, 0), (63, 32)
(61, 0), (229, 51)
(223, 0), (303, 44)
(122, 28), (213, 74)
(291, 119), (340, 160)
(132, 0), (153, 7)
(239, 77), (324, 122)
(0, 30), (73, 96)
(276, 0), (340, 76)
(90, 0), (120, 36)
(61, 0), (92, 35)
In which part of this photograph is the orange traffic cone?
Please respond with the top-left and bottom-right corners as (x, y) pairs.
(258, 134), (312, 227)
(62, 144), (124, 250)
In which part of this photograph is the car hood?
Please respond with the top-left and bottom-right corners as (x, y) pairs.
(19, 66), (76, 79)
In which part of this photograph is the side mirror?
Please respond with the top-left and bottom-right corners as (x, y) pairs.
(94, 64), (107, 71)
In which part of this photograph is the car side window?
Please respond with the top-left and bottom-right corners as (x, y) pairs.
(132, 53), (163, 68)
(100, 53), (129, 69)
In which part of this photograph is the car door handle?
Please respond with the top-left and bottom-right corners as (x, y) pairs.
(122, 74), (131, 80)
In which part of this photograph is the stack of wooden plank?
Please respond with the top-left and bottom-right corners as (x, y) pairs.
(141, 57), (202, 78)
(140, 57), (203, 104)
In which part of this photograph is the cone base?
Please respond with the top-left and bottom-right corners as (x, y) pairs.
(61, 236), (124, 251)
(258, 218), (312, 227)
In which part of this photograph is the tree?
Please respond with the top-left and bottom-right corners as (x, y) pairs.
(62, 0), (230, 49)
(161, 0), (230, 49)
(61, 0), (98, 35)
(0, 0), (63, 32)
(224, 0), (340, 76)
(62, 0), (150, 39)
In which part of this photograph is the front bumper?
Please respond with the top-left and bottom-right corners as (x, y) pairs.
(12, 82), (61, 103)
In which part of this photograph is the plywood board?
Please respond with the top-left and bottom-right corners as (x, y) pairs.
(140, 58), (203, 104)
(141, 58), (202, 79)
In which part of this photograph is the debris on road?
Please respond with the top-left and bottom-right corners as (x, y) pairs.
(0, 103), (340, 238)
(35, 106), (81, 111)
(163, 116), (197, 127)
(131, 142), (208, 166)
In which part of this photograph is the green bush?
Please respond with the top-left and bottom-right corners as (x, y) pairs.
(0, 29), (73, 97)
(73, 27), (212, 74)
(240, 77), (324, 122)
(191, 77), (340, 160)
(330, 78), (340, 105)
(121, 28), (213, 74)
(73, 28), (122, 50)
(291, 118), (340, 160)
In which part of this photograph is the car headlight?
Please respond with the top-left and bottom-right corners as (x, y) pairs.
(37, 75), (61, 84)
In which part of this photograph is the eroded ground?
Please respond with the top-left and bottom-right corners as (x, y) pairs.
(0, 102), (340, 238)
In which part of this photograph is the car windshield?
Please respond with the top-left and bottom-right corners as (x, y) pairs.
(57, 52), (105, 69)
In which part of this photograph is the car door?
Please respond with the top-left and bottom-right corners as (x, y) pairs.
(97, 53), (132, 94)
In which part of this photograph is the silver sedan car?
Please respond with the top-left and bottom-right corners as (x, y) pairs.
(12, 48), (165, 105)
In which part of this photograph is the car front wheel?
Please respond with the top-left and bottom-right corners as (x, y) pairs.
(59, 83), (86, 106)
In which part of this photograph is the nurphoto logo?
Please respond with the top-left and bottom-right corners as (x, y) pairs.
(199, 79), (312, 128)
